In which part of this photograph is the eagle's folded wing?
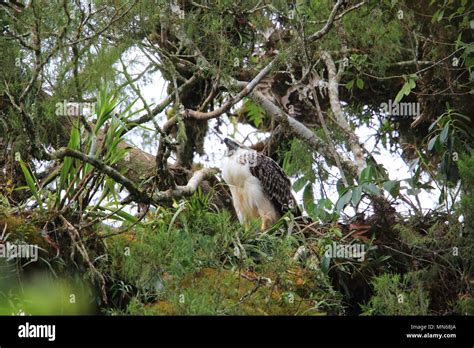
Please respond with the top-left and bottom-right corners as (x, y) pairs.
(249, 154), (297, 215)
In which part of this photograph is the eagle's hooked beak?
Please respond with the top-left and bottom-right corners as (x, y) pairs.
(224, 137), (241, 152)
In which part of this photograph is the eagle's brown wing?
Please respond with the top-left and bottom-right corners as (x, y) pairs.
(249, 153), (298, 215)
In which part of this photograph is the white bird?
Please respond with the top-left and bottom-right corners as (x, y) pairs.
(221, 137), (298, 230)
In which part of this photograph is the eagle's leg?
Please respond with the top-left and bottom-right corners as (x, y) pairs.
(260, 216), (273, 231)
(258, 206), (278, 231)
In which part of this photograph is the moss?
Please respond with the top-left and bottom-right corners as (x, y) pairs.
(0, 215), (51, 253)
(144, 267), (321, 315)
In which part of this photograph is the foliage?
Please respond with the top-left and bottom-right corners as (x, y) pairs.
(0, 266), (95, 315)
(1, 0), (473, 317)
(361, 273), (430, 315)
(459, 151), (474, 233)
(99, 190), (344, 315)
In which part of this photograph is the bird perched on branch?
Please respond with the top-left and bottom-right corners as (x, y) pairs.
(221, 137), (298, 230)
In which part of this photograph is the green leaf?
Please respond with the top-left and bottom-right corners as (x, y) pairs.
(427, 135), (438, 151)
(19, 160), (43, 212)
(428, 119), (439, 132)
(394, 80), (415, 103)
(57, 119), (82, 206)
(364, 183), (380, 196)
(351, 186), (362, 206)
(440, 152), (450, 177)
(431, 9), (440, 23)
(394, 88), (406, 104)
(335, 189), (352, 214)
(356, 78), (364, 89)
(321, 198), (333, 209)
(245, 99), (265, 128)
(320, 254), (331, 275)
(383, 180), (400, 198)
(98, 206), (139, 224)
(303, 184), (315, 214)
(336, 178), (346, 195)
(437, 9), (444, 22)
(359, 165), (373, 182)
(438, 188), (445, 204)
(345, 80), (354, 90)
(440, 122), (450, 144)
(293, 177), (307, 192)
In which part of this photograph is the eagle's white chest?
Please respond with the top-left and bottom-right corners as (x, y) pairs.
(221, 149), (278, 226)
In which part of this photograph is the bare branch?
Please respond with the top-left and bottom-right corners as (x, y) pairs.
(152, 168), (218, 201)
(125, 73), (200, 132)
(182, 58), (277, 121)
(321, 51), (366, 174)
(312, 1), (366, 24)
(250, 90), (359, 178)
(307, 0), (345, 42)
(308, 84), (349, 187)
(49, 147), (216, 205)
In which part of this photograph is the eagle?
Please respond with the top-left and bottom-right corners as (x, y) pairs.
(221, 137), (298, 230)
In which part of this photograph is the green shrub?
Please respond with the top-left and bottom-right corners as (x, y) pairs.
(361, 273), (429, 315)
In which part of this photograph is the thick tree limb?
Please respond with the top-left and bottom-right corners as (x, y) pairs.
(249, 90), (359, 178)
(152, 168), (218, 201)
(321, 51), (366, 174)
(172, 0), (347, 123)
(49, 147), (217, 205)
(165, 0), (349, 126)
(49, 147), (152, 204)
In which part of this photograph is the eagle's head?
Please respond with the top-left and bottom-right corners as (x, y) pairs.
(223, 137), (250, 156)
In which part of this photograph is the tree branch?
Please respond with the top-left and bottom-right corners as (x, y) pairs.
(125, 73), (200, 133)
(49, 147), (217, 205)
(49, 147), (152, 204)
(152, 168), (218, 201)
(306, 0), (346, 42)
(249, 90), (359, 178)
(180, 58), (277, 121)
(320, 51), (366, 174)
(313, 1), (366, 24)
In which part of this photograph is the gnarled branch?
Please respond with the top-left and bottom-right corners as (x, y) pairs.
(49, 147), (152, 204)
(152, 168), (218, 201)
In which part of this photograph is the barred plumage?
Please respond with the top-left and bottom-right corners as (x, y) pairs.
(249, 153), (297, 214)
(221, 137), (298, 230)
